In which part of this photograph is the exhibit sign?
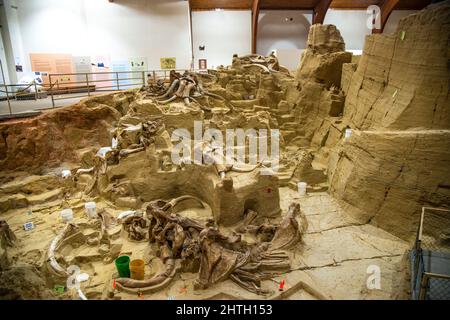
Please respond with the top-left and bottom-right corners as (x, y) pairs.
(129, 57), (147, 72)
(91, 54), (113, 90)
(160, 57), (176, 70)
(30, 53), (74, 85)
(198, 59), (207, 70)
(129, 57), (148, 86)
(72, 56), (92, 83)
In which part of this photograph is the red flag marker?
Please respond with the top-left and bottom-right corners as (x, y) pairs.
(279, 280), (285, 291)
(179, 287), (187, 294)
(113, 279), (116, 289)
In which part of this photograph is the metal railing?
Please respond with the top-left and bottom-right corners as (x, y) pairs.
(47, 69), (190, 108)
(411, 207), (450, 300)
(0, 81), (42, 108)
(0, 68), (193, 116)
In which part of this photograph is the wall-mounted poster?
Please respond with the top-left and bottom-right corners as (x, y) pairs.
(128, 57), (148, 86)
(198, 59), (207, 70)
(72, 56), (92, 83)
(30, 53), (74, 85)
(91, 54), (113, 90)
(129, 57), (147, 72)
(160, 57), (176, 70)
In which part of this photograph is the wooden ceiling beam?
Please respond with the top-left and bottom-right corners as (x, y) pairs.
(330, 0), (379, 9)
(313, 0), (332, 24)
(251, 0), (261, 53)
(189, 0), (252, 11)
(189, 0), (430, 11)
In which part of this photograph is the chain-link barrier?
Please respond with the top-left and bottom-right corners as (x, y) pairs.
(420, 208), (450, 254)
(411, 207), (450, 300)
(425, 277), (450, 300)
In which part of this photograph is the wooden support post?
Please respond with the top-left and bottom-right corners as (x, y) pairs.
(251, 0), (260, 54)
(313, 0), (332, 25)
(372, 0), (400, 34)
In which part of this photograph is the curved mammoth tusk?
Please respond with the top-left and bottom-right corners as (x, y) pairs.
(242, 63), (271, 73)
(47, 223), (78, 276)
(163, 195), (205, 211)
(204, 92), (225, 100)
(157, 95), (177, 105)
(157, 79), (180, 99)
(187, 96), (212, 112)
(231, 162), (262, 173)
(182, 82), (195, 98)
(76, 167), (95, 175)
(174, 80), (187, 97)
(115, 258), (178, 293)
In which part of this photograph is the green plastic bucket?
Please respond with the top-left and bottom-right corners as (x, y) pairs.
(115, 255), (131, 278)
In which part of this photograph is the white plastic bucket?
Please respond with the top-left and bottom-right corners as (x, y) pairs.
(60, 209), (73, 222)
(84, 202), (97, 218)
(61, 169), (71, 178)
(344, 129), (352, 140)
(298, 182), (307, 196)
(111, 137), (118, 149)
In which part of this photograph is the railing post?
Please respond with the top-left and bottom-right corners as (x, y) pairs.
(152, 70), (156, 83)
(0, 59), (12, 115)
(49, 74), (55, 108)
(116, 72), (120, 91)
(4, 83), (11, 115)
(86, 73), (90, 96)
(34, 80), (38, 101)
(141, 71), (145, 87)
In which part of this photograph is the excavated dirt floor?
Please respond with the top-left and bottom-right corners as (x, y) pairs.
(1, 2), (449, 300)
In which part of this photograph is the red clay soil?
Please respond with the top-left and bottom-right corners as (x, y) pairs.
(0, 102), (121, 172)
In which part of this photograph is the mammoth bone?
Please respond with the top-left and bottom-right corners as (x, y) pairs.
(115, 196), (305, 295)
(152, 71), (224, 108)
(0, 220), (16, 248)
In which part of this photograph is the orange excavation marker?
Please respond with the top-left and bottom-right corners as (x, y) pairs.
(179, 287), (188, 294)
